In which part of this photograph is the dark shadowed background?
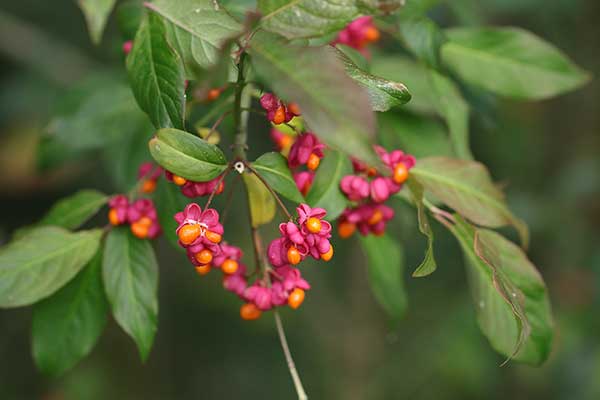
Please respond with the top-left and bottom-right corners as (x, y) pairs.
(0, 0), (599, 399)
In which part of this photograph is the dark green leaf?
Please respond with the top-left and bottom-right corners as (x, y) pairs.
(154, 178), (190, 249)
(249, 32), (379, 166)
(252, 152), (304, 204)
(0, 227), (102, 308)
(149, 128), (228, 181)
(359, 234), (407, 319)
(32, 250), (108, 376)
(411, 157), (529, 247)
(127, 12), (186, 129)
(306, 150), (351, 220)
(77, 0), (117, 44)
(39, 190), (108, 230)
(427, 69), (471, 159)
(103, 227), (158, 361)
(336, 48), (411, 111)
(441, 27), (591, 100)
(48, 77), (149, 151)
(447, 216), (553, 365)
(258, 0), (404, 39)
(146, 0), (242, 78)
(103, 120), (155, 191)
(406, 178), (436, 277)
(117, 0), (145, 40)
(398, 13), (446, 68)
(243, 172), (276, 227)
(370, 56), (471, 158)
(378, 111), (454, 158)
(370, 55), (436, 115)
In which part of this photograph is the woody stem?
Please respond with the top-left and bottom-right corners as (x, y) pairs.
(232, 51), (248, 161)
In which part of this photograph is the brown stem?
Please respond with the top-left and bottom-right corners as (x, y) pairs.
(274, 311), (308, 400)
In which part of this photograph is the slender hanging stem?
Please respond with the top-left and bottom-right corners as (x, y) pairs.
(274, 311), (308, 400)
(244, 162), (293, 221)
(205, 110), (231, 140)
(203, 168), (231, 210)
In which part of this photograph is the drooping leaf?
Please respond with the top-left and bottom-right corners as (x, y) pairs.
(48, 77), (149, 152)
(306, 150), (352, 220)
(153, 178), (190, 249)
(258, 0), (404, 39)
(370, 56), (471, 159)
(441, 27), (591, 100)
(145, 0), (242, 78)
(32, 250), (108, 376)
(103, 119), (155, 191)
(77, 0), (117, 44)
(149, 128), (228, 181)
(371, 55), (437, 115)
(378, 111), (454, 158)
(447, 216), (553, 365)
(243, 172), (276, 227)
(39, 190), (108, 230)
(359, 234), (407, 319)
(398, 13), (446, 68)
(427, 69), (471, 159)
(411, 156), (529, 247)
(406, 178), (436, 277)
(103, 227), (158, 361)
(249, 31), (379, 166)
(117, 0), (145, 40)
(336, 48), (411, 112)
(251, 152), (304, 204)
(0, 227), (102, 308)
(127, 12), (186, 129)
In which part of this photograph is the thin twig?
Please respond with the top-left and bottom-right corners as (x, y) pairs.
(203, 168), (231, 210)
(244, 162), (293, 221)
(220, 175), (240, 224)
(205, 110), (231, 140)
(274, 311), (308, 400)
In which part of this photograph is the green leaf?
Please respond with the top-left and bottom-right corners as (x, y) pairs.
(77, 0), (117, 44)
(370, 55), (437, 115)
(48, 77), (149, 151)
(369, 56), (471, 158)
(427, 69), (471, 160)
(39, 190), (108, 230)
(336, 48), (411, 112)
(447, 216), (553, 365)
(243, 172), (276, 227)
(441, 27), (591, 100)
(127, 12), (186, 129)
(398, 13), (446, 68)
(411, 157), (529, 247)
(0, 227), (103, 308)
(117, 0), (145, 40)
(249, 31), (379, 166)
(406, 178), (436, 277)
(32, 250), (108, 376)
(359, 234), (407, 319)
(306, 150), (352, 220)
(145, 0), (242, 78)
(252, 152), (304, 204)
(149, 128), (228, 181)
(103, 227), (158, 361)
(258, 0), (404, 39)
(154, 178), (190, 249)
(378, 111), (454, 158)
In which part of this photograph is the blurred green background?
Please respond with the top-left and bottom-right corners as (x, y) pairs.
(0, 1), (599, 399)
